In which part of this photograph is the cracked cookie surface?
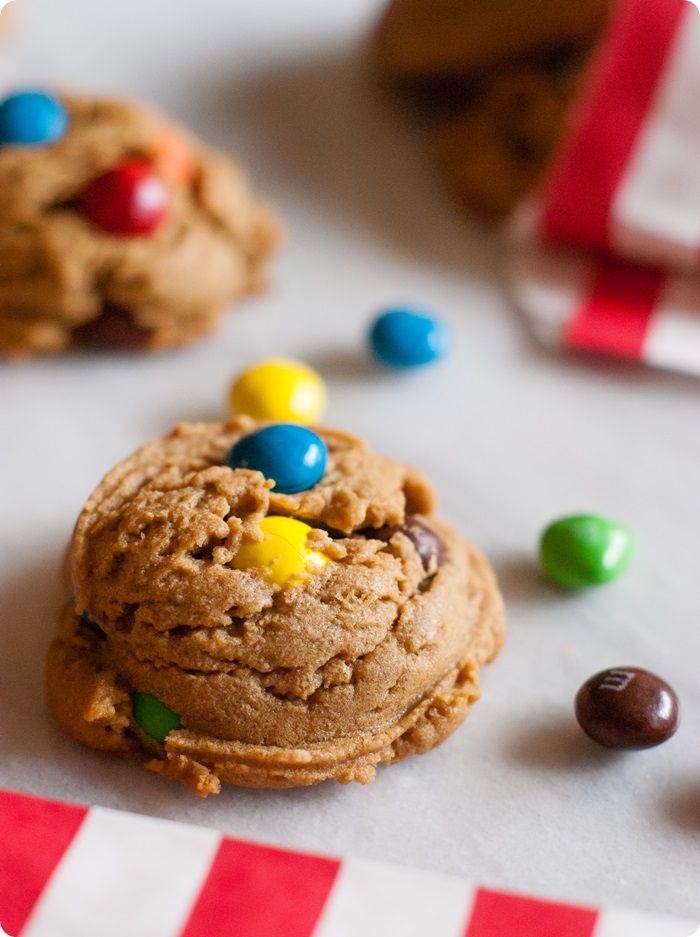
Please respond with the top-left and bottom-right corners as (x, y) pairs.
(47, 418), (505, 794)
(0, 94), (280, 358)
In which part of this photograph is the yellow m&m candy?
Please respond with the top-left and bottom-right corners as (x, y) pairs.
(230, 358), (326, 425)
(232, 516), (328, 587)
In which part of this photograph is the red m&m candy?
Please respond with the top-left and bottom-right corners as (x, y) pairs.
(81, 160), (168, 235)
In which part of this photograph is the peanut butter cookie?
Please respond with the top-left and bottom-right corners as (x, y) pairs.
(47, 419), (505, 795)
(431, 59), (590, 222)
(372, 0), (612, 221)
(373, 0), (611, 81)
(0, 90), (280, 358)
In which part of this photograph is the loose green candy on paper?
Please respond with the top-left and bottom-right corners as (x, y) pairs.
(539, 514), (635, 589)
(132, 692), (182, 743)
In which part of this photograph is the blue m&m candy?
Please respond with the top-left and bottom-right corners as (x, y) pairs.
(369, 307), (451, 369)
(0, 90), (69, 147)
(226, 424), (327, 494)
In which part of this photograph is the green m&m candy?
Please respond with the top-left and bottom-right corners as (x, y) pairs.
(539, 514), (635, 590)
(132, 692), (182, 743)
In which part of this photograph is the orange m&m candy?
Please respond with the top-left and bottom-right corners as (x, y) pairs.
(150, 128), (194, 186)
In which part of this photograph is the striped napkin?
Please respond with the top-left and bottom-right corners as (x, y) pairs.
(0, 788), (696, 937)
(509, 0), (700, 375)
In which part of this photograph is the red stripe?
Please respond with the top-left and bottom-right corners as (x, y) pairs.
(564, 259), (665, 358)
(0, 789), (87, 936)
(540, 0), (686, 251)
(464, 888), (598, 937)
(180, 838), (340, 937)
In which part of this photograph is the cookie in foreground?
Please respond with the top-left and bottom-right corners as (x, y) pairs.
(47, 419), (505, 795)
(0, 89), (280, 358)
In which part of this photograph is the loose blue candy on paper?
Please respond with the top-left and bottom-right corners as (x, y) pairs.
(0, 90), (69, 147)
(226, 423), (328, 495)
(369, 307), (451, 369)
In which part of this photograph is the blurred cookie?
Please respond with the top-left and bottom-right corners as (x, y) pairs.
(373, 0), (611, 81)
(432, 59), (589, 221)
(372, 0), (612, 221)
(0, 90), (280, 358)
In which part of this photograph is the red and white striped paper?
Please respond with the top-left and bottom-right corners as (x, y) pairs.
(509, 0), (700, 375)
(0, 788), (696, 937)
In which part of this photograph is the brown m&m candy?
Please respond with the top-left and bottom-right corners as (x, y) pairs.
(575, 667), (680, 750)
(368, 515), (446, 575)
(73, 304), (152, 350)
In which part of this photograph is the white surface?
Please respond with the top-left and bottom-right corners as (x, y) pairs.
(595, 908), (699, 937)
(0, 0), (699, 922)
(22, 807), (220, 937)
(646, 276), (700, 372)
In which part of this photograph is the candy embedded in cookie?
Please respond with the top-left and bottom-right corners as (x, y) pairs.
(232, 516), (329, 587)
(81, 160), (169, 235)
(79, 609), (104, 637)
(0, 91), (280, 358)
(133, 692), (183, 745)
(149, 128), (194, 187)
(0, 89), (68, 146)
(226, 423), (328, 494)
(72, 302), (153, 350)
(46, 418), (505, 795)
(363, 514), (446, 576)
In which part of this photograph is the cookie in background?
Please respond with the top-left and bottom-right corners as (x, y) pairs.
(371, 0), (614, 222)
(0, 89), (281, 358)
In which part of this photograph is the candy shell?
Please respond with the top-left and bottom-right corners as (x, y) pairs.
(539, 514), (635, 589)
(150, 128), (194, 186)
(81, 160), (169, 236)
(576, 667), (680, 750)
(226, 423), (327, 494)
(230, 358), (327, 425)
(369, 307), (450, 369)
(232, 515), (328, 587)
(73, 304), (152, 350)
(0, 90), (68, 146)
(132, 692), (182, 743)
(365, 515), (446, 575)
(79, 610), (104, 636)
